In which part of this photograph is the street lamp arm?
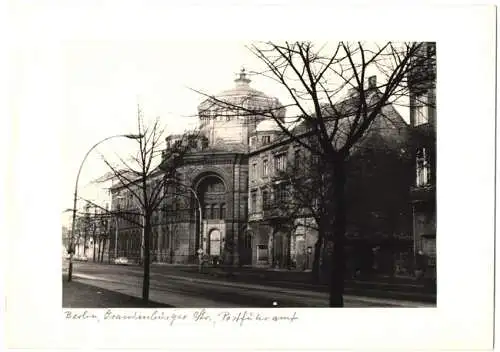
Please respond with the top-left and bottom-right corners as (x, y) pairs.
(67, 133), (142, 282)
(74, 134), (142, 203)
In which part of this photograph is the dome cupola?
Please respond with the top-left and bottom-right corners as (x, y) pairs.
(197, 68), (285, 148)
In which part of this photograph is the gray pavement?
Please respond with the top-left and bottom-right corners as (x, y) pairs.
(63, 261), (435, 308)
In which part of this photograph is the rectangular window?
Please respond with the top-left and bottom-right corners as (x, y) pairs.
(294, 149), (301, 169)
(311, 154), (320, 166)
(250, 190), (257, 213)
(313, 197), (320, 211)
(262, 135), (271, 144)
(262, 190), (270, 210)
(275, 153), (287, 172)
(414, 93), (429, 126)
(274, 183), (288, 203)
(262, 159), (269, 176)
(416, 148), (431, 187)
(252, 163), (257, 178)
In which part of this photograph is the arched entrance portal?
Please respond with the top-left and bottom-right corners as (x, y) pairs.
(208, 229), (221, 256)
(196, 175), (226, 254)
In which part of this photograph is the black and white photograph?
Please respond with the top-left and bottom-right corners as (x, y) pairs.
(60, 41), (437, 309)
(5, 4), (495, 352)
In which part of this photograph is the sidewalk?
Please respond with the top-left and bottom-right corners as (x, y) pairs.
(70, 271), (433, 308)
(152, 263), (437, 303)
(62, 275), (172, 308)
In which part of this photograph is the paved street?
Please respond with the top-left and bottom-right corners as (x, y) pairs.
(63, 261), (434, 308)
(62, 276), (173, 308)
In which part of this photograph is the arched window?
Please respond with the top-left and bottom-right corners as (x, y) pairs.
(220, 203), (226, 219)
(212, 204), (219, 219)
(204, 204), (211, 220)
(198, 175), (226, 221)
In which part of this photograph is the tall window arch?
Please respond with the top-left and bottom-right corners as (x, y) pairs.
(197, 175), (226, 220)
(208, 229), (221, 256)
(220, 203), (226, 219)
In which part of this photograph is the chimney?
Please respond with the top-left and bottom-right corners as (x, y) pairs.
(348, 87), (358, 96)
(368, 75), (377, 89)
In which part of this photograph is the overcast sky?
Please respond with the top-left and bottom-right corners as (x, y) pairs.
(61, 41), (281, 212)
(59, 40), (413, 218)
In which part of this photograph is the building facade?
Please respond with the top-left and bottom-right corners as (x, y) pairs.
(246, 85), (416, 275)
(409, 42), (437, 279)
(110, 57), (436, 278)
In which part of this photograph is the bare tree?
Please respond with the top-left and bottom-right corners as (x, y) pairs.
(98, 106), (195, 302)
(273, 149), (327, 280)
(196, 41), (435, 307)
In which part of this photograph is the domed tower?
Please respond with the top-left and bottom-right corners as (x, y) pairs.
(197, 68), (285, 149)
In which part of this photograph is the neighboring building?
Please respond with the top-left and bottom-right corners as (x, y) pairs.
(409, 42), (437, 279)
(109, 170), (165, 262)
(72, 202), (111, 261)
(247, 76), (415, 274)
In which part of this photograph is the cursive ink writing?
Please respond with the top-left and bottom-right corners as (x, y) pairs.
(64, 310), (100, 322)
(217, 310), (298, 326)
(103, 309), (188, 325)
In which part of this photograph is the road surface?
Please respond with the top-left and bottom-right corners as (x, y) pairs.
(63, 261), (433, 308)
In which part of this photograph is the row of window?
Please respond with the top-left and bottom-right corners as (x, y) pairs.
(200, 114), (240, 122)
(200, 107), (268, 120)
(250, 184), (291, 212)
(251, 150), (302, 178)
(203, 203), (227, 220)
(250, 135), (271, 146)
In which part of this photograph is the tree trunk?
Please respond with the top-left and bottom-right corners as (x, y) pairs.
(91, 225), (97, 262)
(142, 214), (151, 302)
(100, 237), (104, 262)
(311, 237), (322, 283)
(271, 230), (277, 268)
(97, 238), (101, 262)
(83, 232), (88, 257)
(287, 232), (292, 269)
(329, 160), (347, 307)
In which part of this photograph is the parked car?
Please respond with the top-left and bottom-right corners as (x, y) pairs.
(74, 256), (88, 262)
(62, 246), (70, 260)
(114, 257), (129, 265)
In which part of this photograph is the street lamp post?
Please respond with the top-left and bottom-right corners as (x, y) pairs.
(164, 179), (203, 262)
(187, 187), (203, 255)
(114, 215), (119, 260)
(67, 133), (143, 282)
(112, 199), (125, 262)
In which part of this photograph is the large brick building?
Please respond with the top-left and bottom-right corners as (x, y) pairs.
(110, 69), (284, 265)
(110, 60), (436, 278)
